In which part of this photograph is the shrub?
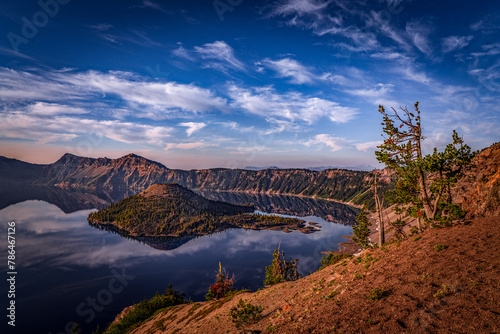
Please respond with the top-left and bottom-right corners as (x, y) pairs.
(325, 291), (339, 300)
(354, 273), (364, 280)
(105, 285), (185, 334)
(206, 262), (235, 301)
(320, 253), (352, 269)
(433, 284), (451, 299)
(365, 288), (386, 301)
(264, 246), (301, 285)
(434, 244), (448, 252)
(413, 236), (422, 241)
(230, 299), (264, 329)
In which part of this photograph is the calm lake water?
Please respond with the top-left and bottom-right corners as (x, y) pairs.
(0, 191), (354, 334)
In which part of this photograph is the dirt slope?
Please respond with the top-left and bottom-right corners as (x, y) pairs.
(123, 216), (500, 334)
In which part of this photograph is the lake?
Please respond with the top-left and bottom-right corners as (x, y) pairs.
(0, 189), (355, 334)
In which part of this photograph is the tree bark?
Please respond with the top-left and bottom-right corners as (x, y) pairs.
(374, 173), (385, 247)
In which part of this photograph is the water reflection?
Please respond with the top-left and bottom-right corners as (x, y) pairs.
(0, 183), (111, 213)
(0, 192), (354, 334)
(200, 191), (359, 224)
(0, 182), (359, 224)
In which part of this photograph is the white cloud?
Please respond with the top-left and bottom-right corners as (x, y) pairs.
(470, 43), (500, 58)
(0, 67), (228, 118)
(355, 140), (383, 152)
(228, 85), (357, 125)
(402, 67), (432, 85)
(370, 52), (412, 63)
(262, 58), (317, 84)
(27, 102), (88, 116)
(89, 24), (162, 47)
(0, 112), (173, 145)
(178, 122), (207, 136)
(172, 44), (196, 62)
(345, 83), (398, 106)
(137, 0), (163, 11)
(269, 0), (332, 18)
(194, 41), (246, 72)
(467, 63), (500, 93)
(165, 142), (207, 151)
(217, 121), (256, 133)
(0, 47), (37, 61)
(305, 134), (350, 152)
(369, 11), (411, 51)
(470, 14), (500, 33)
(88, 23), (113, 31)
(320, 72), (352, 86)
(442, 35), (473, 53)
(69, 71), (228, 115)
(406, 20), (433, 57)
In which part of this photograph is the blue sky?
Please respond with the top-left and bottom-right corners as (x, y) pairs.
(0, 0), (499, 169)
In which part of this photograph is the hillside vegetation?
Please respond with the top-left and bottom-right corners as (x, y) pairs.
(106, 217), (500, 334)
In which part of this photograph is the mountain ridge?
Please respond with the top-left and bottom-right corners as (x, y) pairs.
(0, 153), (384, 208)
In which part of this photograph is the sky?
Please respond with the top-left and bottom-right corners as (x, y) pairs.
(0, 0), (499, 169)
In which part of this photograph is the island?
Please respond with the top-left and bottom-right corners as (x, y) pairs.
(87, 183), (311, 237)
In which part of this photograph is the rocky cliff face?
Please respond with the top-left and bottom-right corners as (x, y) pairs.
(2, 153), (377, 205)
(38, 153), (171, 192)
(454, 142), (500, 218)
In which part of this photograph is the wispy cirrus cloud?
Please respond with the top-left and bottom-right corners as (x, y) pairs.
(194, 41), (246, 72)
(261, 57), (317, 84)
(132, 0), (167, 12)
(405, 20), (434, 58)
(441, 35), (473, 53)
(172, 41), (246, 73)
(172, 44), (196, 62)
(0, 47), (37, 61)
(471, 13), (500, 33)
(467, 63), (500, 93)
(345, 83), (398, 106)
(178, 122), (207, 137)
(267, 0), (332, 18)
(89, 24), (162, 47)
(470, 43), (500, 58)
(266, 0), (440, 60)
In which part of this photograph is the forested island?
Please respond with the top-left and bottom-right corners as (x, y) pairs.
(87, 183), (309, 237)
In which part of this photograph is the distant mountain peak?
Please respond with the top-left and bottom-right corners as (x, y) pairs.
(55, 153), (85, 164)
(123, 153), (141, 158)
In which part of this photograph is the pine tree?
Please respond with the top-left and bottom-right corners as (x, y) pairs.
(352, 204), (371, 249)
(264, 245), (301, 285)
(375, 102), (475, 228)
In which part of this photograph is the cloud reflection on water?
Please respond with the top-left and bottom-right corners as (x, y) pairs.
(0, 200), (352, 272)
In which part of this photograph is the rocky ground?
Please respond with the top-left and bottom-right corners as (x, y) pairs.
(119, 216), (500, 334)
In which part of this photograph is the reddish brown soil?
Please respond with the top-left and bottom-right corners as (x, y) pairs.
(125, 216), (500, 334)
